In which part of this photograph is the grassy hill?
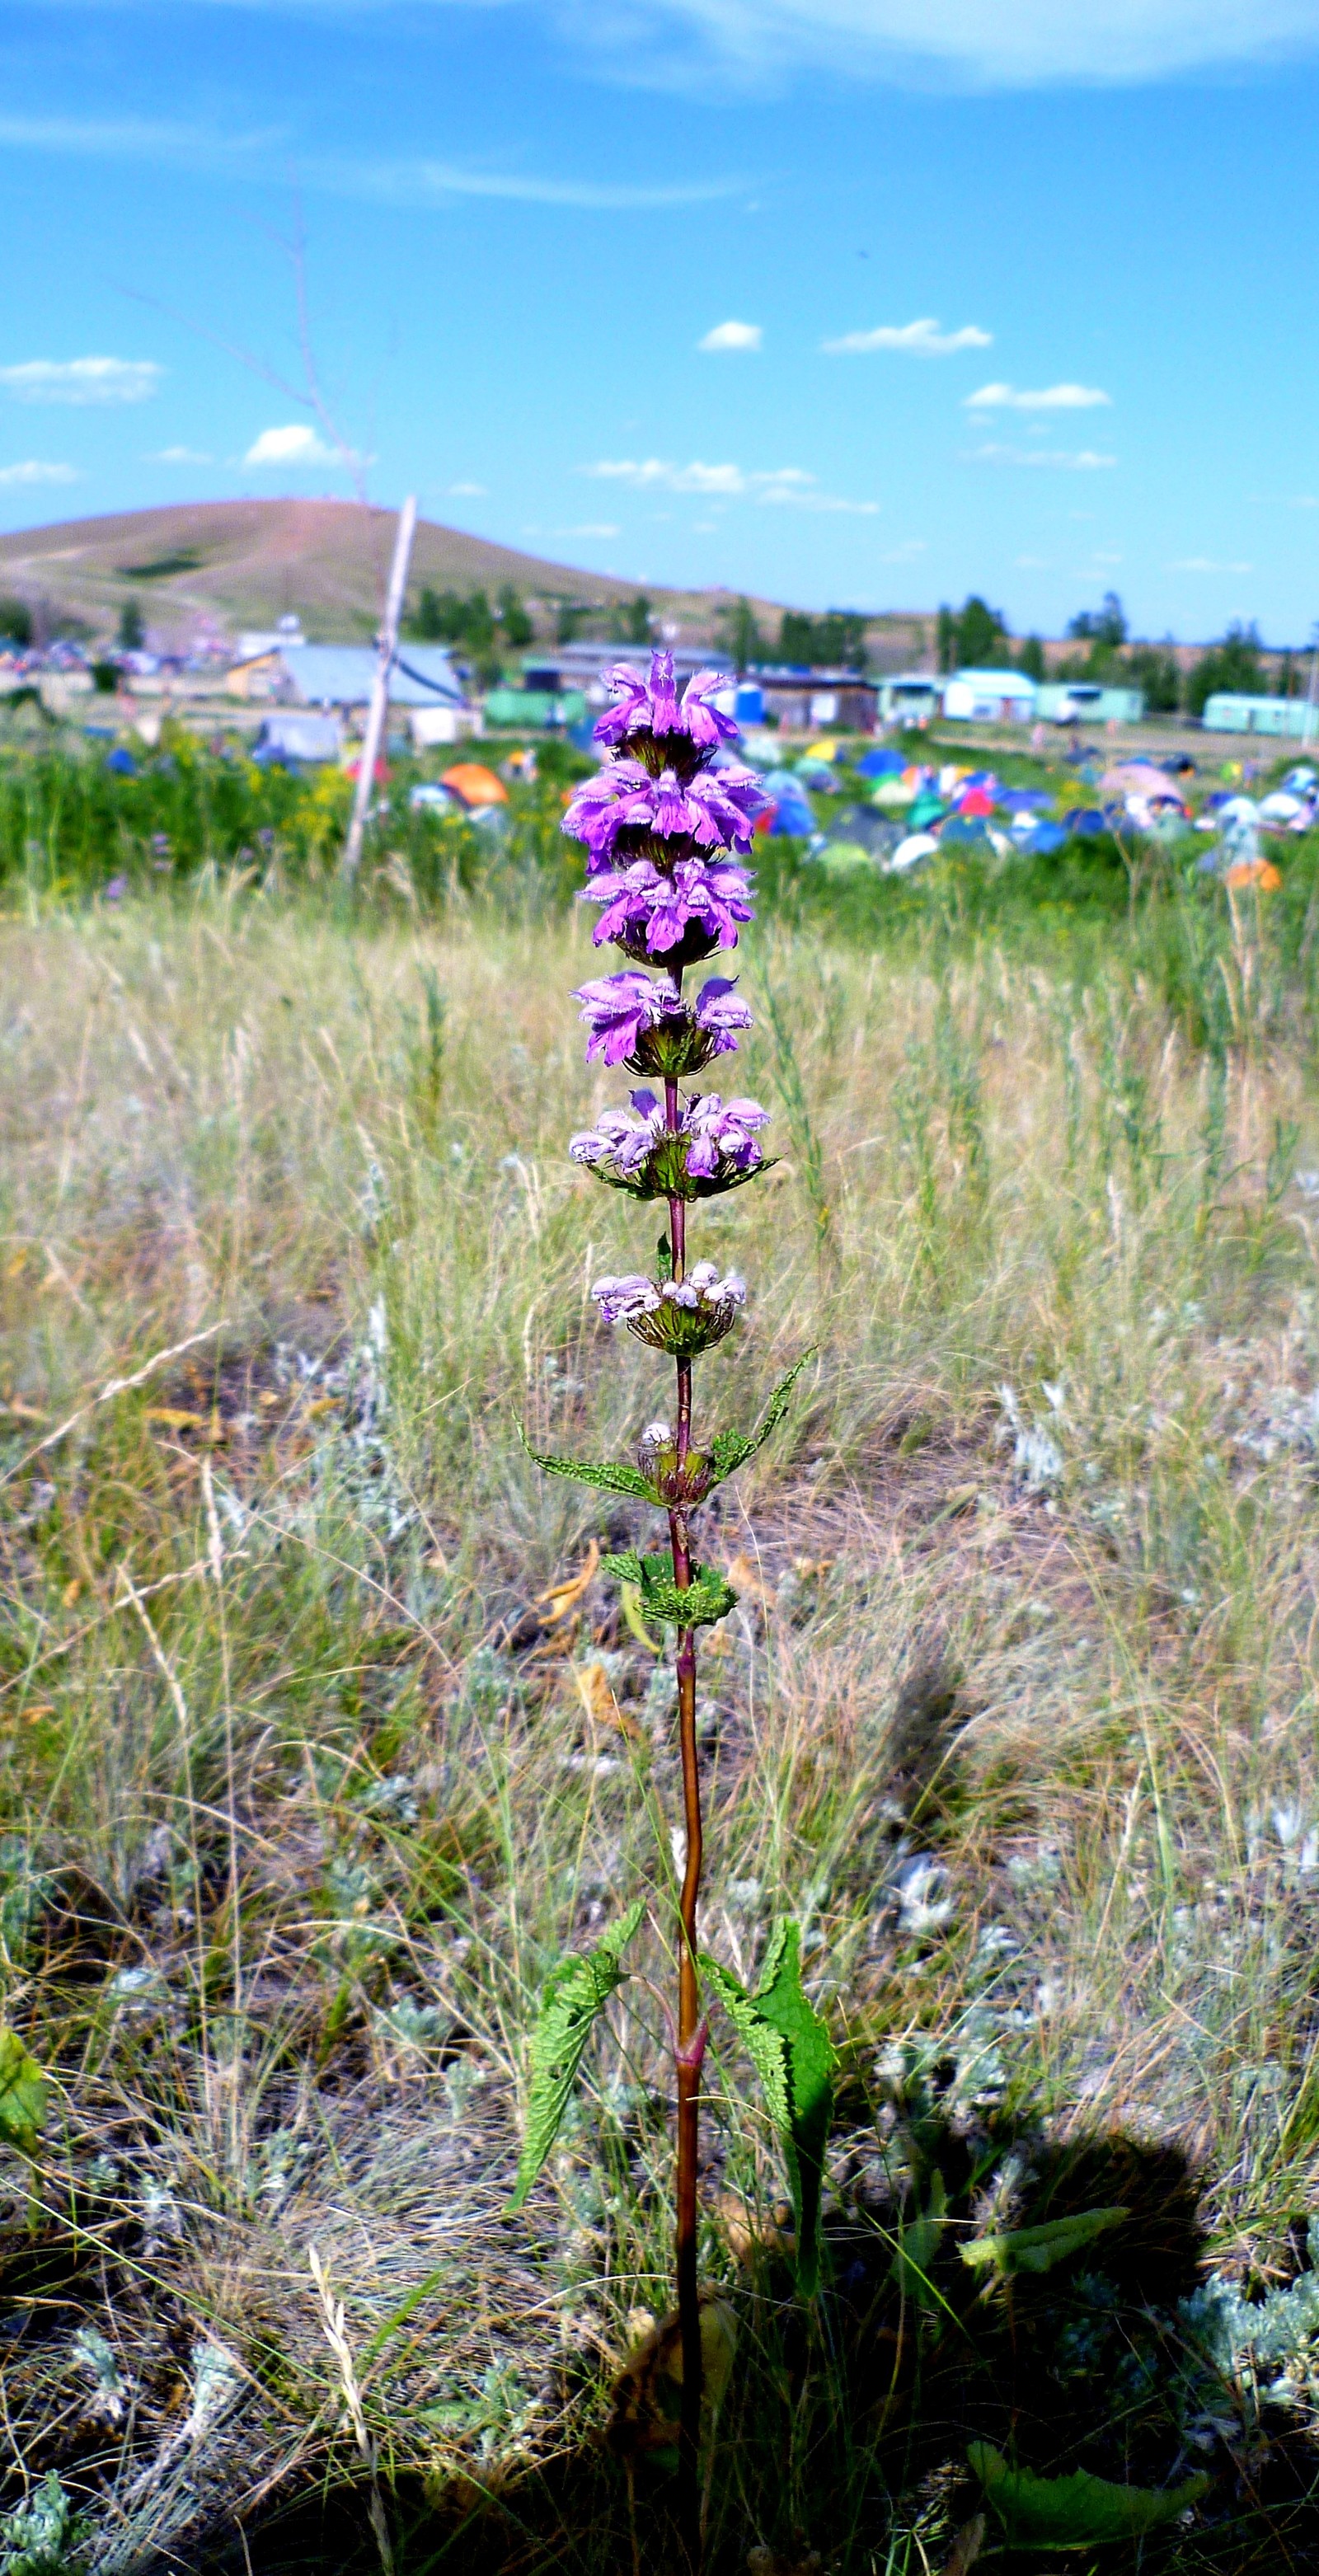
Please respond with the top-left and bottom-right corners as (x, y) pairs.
(0, 497), (933, 664)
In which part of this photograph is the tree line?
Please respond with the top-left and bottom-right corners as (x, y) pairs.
(936, 590), (1309, 717)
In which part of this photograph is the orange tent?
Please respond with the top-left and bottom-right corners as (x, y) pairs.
(441, 762), (509, 808)
(1225, 856), (1282, 891)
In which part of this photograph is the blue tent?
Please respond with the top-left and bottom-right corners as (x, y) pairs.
(857, 747), (905, 779)
(106, 747), (137, 776)
(1068, 808), (1107, 838)
(760, 771), (818, 837)
(1024, 819), (1068, 855)
(941, 814), (993, 846)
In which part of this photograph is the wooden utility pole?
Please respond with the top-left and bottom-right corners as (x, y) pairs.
(341, 493), (417, 880)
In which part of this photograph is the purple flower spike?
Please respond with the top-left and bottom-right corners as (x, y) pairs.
(564, 761), (765, 870)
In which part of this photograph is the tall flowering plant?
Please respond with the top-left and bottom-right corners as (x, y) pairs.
(509, 654), (834, 2566)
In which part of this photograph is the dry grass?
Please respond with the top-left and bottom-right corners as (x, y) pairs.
(4, 881), (1319, 2569)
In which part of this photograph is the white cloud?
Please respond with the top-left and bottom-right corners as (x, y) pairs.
(559, 523), (622, 537)
(965, 380), (1111, 411)
(1015, 554), (1051, 567)
(0, 459), (79, 486)
(880, 539), (928, 560)
(823, 317), (991, 356)
(583, 457), (878, 512)
(699, 319), (763, 351)
(0, 113), (743, 213)
(244, 424), (334, 467)
(1168, 556), (1255, 573)
(448, 480), (486, 495)
(570, 0), (1319, 91)
(0, 356), (162, 406)
(149, 445), (214, 465)
(16, 2), (1319, 93)
(966, 441), (1116, 469)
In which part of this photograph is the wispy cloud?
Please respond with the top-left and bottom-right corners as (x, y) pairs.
(965, 441), (1116, 469)
(583, 457), (878, 510)
(244, 424), (333, 466)
(880, 538), (928, 561)
(822, 317), (991, 356)
(22, 0), (1319, 94)
(0, 357), (162, 406)
(148, 445), (214, 465)
(0, 111), (739, 213)
(965, 380), (1110, 411)
(1168, 556), (1255, 574)
(561, 0), (1319, 92)
(448, 480), (486, 496)
(699, 319), (763, 351)
(559, 523), (622, 537)
(0, 460), (79, 486)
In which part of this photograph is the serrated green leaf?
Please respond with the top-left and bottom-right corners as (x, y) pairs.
(968, 2444), (1209, 2546)
(602, 1551), (737, 1631)
(602, 1548), (645, 1585)
(509, 1899), (645, 2211)
(708, 1350), (815, 1486)
(962, 2205), (1129, 2278)
(518, 1424), (655, 1501)
(702, 1921), (838, 2295)
(0, 2026), (47, 2156)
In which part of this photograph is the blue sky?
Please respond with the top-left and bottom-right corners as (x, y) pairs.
(2, 0), (1319, 641)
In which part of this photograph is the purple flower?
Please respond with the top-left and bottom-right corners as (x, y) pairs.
(591, 1274), (662, 1324)
(569, 1087), (769, 1190)
(573, 969), (684, 1066)
(683, 1096), (769, 1177)
(564, 761), (764, 868)
(582, 854), (756, 956)
(591, 650), (741, 754)
(694, 978), (753, 1051)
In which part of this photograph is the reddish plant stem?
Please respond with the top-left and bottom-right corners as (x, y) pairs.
(665, 1030), (704, 2569)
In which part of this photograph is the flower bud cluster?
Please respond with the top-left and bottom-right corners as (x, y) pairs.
(570, 1089), (769, 1202)
(592, 1260), (747, 1356)
(573, 969), (752, 1074)
(636, 1419), (716, 1505)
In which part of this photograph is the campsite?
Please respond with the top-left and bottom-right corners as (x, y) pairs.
(2, 570), (1319, 2574)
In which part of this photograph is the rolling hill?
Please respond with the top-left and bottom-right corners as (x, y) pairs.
(0, 498), (932, 665)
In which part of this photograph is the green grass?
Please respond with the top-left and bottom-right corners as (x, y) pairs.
(3, 758), (1319, 2569)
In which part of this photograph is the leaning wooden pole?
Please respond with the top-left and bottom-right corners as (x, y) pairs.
(341, 493), (417, 880)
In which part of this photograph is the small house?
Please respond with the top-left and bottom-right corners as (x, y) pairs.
(755, 667), (878, 733)
(877, 673), (942, 725)
(1202, 692), (1317, 739)
(1035, 682), (1145, 725)
(941, 669), (1037, 723)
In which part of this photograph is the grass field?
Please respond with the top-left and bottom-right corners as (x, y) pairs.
(5, 758), (1319, 2572)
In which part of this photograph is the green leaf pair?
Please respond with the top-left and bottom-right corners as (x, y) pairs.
(518, 1349), (814, 1511)
(600, 1550), (737, 1631)
(702, 1921), (838, 2296)
(508, 1899), (646, 2211)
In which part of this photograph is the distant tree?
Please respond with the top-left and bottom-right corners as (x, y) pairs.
(497, 585), (534, 650)
(953, 595), (1008, 669)
(556, 598), (590, 645)
(1068, 590), (1127, 649)
(0, 598), (32, 648)
(1017, 634), (1046, 681)
(715, 596), (764, 674)
(775, 607), (869, 670)
(936, 605), (956, 673)
(409, 586), (464, 641)
(608, 594), (652, 646)
(1185, 620), (1265, 719)
(1125, 640), (1181, 714)
(118, 598), (144, 652)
